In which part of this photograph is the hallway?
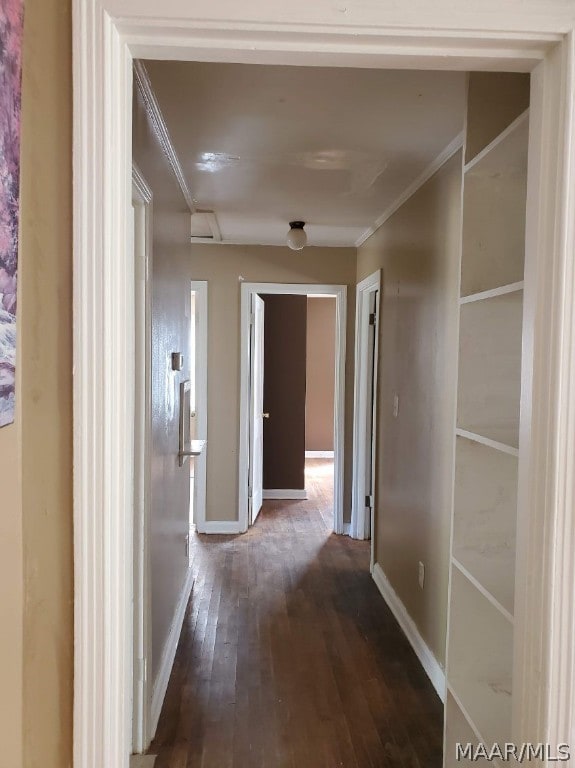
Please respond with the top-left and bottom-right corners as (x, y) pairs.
(150, 460), (443, 767)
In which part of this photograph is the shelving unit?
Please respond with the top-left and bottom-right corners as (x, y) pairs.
(444, 73), (529, 766)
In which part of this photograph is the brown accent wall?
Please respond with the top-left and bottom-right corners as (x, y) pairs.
(262, 295), (307, 491)
(305, 297), (336, 452)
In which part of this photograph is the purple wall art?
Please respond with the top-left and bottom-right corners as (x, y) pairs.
(0, 0), (24, 427)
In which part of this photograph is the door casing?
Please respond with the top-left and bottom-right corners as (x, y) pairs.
(238, 282), (347, 534)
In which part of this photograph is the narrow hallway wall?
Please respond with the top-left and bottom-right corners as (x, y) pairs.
(357, 150), (463, 667)
(133, 83), (192, 682)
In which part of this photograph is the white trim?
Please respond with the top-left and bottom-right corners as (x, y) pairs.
(372, 563), (446, 701)
(455, 428), (520, 457)
(73, 8), (575, 766)
(355, 132), (464, 247)
(131, 166), (153, 753)
(190, 281), (208, 536)
(150, 566), (194, 736)
(201, 520), (243, 535)
(239, 283), (347, 535)
(459, 281), (524, 304)
(133, 60), (195, 213)
(305, 450), (334, 458)
(262, 489), (307, 500)
(343, 523), (351, 536)
(464, 108), (530, 173)
(451, 557), (514, 626)
(351, 270), (381, 546)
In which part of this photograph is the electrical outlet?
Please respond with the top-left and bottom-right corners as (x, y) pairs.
(393, 393), (399, 418)
(418, 561), (425, 589)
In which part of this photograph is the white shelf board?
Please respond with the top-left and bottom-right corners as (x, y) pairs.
(445, 689), (505, 768)
(457, 291), (523, 449)
(460, 282), (523, 305)
(464, 109), (529, 174)
(452, 435), (518, 616)
(452, 558), (514, 625)
(455, 429), (519, 457)
(447, 567), (513, 749)
(461, 113), (528, 297)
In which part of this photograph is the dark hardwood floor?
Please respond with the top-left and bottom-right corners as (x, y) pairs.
(150, 459), (443, 767)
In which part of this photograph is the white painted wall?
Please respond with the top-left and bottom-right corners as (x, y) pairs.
(357, 150), (464, 667)
(132, 83), (191, 681)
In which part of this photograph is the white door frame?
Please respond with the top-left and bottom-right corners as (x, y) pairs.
(190, 280), (208, 534)
(351, 270), (381, 557)
(73, 4), (575, 766)
(239, 282), (347, 535)
(131, 164), (152, 753)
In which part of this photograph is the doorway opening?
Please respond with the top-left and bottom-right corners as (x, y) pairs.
(351, 269), (381, 564)
(239, 282), (347, 534)
(189, 280), (208, 535)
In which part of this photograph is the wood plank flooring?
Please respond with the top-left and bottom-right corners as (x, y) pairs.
(150, 460), (443, 767)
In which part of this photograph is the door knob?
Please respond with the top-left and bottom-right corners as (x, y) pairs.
(262, 413), (270, 419)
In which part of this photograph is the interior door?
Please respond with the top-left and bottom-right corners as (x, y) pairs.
(364, 289), (378, 539)
(249, 294), (265, 524)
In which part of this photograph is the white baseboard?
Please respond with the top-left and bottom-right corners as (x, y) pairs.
(343, 523), (351, 536)
(263, 489), (307, 500)
(305, 450), (334, 458)
(198, 520), (243, 534)
(150, 565), (195, 736)
(372, 563), (446, 702)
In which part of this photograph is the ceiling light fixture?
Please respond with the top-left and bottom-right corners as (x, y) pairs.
(287, 221), (307, 251)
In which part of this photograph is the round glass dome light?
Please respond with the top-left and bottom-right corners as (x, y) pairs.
(286, 221), (307, 251)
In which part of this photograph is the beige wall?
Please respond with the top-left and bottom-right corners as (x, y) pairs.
(0, 1), (75, 766)
(133, 85), (192, 679)
(357, 151), (463, 666)
(306, 297), (336, 452)
(189, 244), (356, 522)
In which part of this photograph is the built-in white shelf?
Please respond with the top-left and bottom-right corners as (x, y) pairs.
(452, 558), (514, 625)
(461, 112), (528, 298)
(460, 282), (524, 306)
(457, 290), (523, 449)
(455, 428), (519, 457)
(452, 435), (518, 617)
(448, 567), (513, 750)
(464, 109), (529, 174)
(445, 689), (504, 768)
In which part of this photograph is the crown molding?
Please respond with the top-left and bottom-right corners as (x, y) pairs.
(355, 130), (465, 248)
(133, 60), (195, 213)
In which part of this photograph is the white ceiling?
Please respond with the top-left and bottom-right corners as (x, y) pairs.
(143, 61), (466, 247)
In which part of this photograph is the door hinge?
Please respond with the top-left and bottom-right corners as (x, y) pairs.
(250, 312), (255, 325)
(248, 484), (253, 499)
(365, 494), (373, 507)
(369, 312), (377, 326)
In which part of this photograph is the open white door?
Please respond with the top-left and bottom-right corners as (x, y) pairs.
(351, 270), (381, 547)
(248, 294), (265, 524)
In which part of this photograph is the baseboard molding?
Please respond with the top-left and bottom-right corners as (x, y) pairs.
(305, 450), (334, 458)
(263, 489), (307, 500)
(199, 520), (243, 534)
(372, 563), (446, 702)
(150, 566), (194, 736)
